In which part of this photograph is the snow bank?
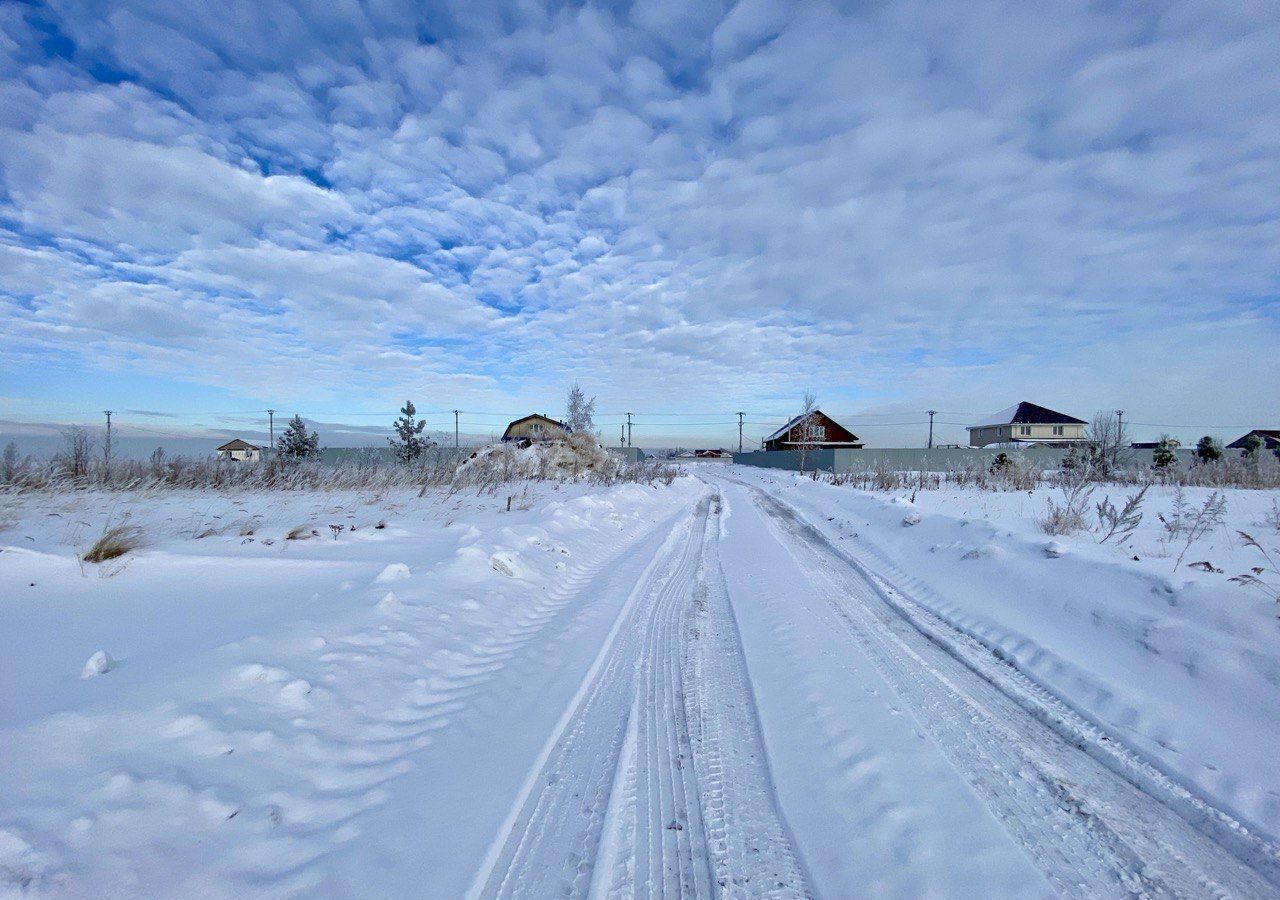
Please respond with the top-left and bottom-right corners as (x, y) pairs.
(456, 435), (620, 482)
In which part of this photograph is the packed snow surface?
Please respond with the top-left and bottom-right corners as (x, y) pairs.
(0, 469), (1277, 898)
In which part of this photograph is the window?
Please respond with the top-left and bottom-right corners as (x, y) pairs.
(1053, 425), (1064, 436)
(1019, 425), (1032, 436)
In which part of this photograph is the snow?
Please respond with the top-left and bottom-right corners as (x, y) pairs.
(728, 469), (1280, 845)
(79, 651), (113, 679)
(969, 403), (1023, 427)
(1, 468), (1277, 897)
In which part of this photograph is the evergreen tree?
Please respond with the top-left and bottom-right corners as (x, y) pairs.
(277, 414), (319, 460)
(1152, 435), (1177, 469)
(1240, 433), (1262, 458)
(1194, 435), (1222, 464)
(389, 400), (429, 463)
(2, 441), (18, 482)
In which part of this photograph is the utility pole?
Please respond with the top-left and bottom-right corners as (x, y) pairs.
(926, 410), (937, 449)
(737, 412), (744, 453)
(103, 410), (113, 466)
(626, 412), (633, 448)
(620, 424), (625, 445)
(453, 410), (460, 450)
(1116, 409), (1126, 463)
(267, 409), (275, 458)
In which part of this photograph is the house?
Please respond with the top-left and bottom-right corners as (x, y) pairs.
(762, 410), (863, 451)
(216, 438), (261, 462)
(1226, 429), (1280, 451)
(1131, 439), (1181, 450)
(967, 402), (1087, 448)
(502, 414), (571, 445)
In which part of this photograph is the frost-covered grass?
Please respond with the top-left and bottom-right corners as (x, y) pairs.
(826, 452), (1280, 492)
(0, 439), (677, 496)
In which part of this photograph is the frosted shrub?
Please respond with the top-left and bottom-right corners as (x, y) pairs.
(1040, 475), (1093, 536)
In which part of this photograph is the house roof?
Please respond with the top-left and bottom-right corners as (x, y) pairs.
(1227, 429), (1280, 448)
(502, 414), (571, 437)
(216, 438), (260, 451)
(969, 402), (1087, 429)
(764, 409), (860, 443)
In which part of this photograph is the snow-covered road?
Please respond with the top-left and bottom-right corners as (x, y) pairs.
(2, 472), (1278, 898)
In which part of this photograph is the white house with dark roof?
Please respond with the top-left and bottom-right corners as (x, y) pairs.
(967, 402), (1087, 448)
(216, 438), (261, 461)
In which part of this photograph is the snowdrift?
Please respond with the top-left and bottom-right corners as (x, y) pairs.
(455, 434), (621, 483)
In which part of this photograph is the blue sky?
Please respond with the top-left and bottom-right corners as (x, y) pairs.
(1, 0), (1278, 450)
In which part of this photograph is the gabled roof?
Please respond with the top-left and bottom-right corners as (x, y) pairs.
(216, 438), (260, 451)
(502, 414), (571, 437)
(1227, 429), (1280, 448)
(764, 409), (860, 444)
(969, 402), (1086, 429)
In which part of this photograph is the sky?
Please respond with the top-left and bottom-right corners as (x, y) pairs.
(1, 0), (1278, 452)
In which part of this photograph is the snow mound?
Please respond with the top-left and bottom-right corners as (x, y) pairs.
(1044, 540), (1067, 558)
(902, 512), (922, 527)
(456, 434), (619, 482)
(80, 651), (113, 679)
(489, 550), (533, 579)
(374, 563), (411, 583)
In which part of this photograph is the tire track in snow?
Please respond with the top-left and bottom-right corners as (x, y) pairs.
(471, 493), (810, 899)
(730, 475), (1280, 899)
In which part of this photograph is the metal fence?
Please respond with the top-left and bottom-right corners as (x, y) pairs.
(731, 446), (1201, 474)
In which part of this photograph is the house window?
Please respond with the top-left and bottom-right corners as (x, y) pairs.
(1053, 425), (1064, 436)
(1019, 425), (1032, 436)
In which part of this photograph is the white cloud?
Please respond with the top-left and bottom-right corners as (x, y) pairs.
(0, 0), (1276, 442)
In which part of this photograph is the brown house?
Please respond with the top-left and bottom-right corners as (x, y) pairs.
(502, 414), (571, 444)
(1227, 429), (1280, 451)
(762, 410), (863, 451)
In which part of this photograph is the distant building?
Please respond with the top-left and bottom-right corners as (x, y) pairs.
(1226, 429), (1280, 451)
(502, 414), (571, 445)
(967, 402), (1087, 448)
(216, 438), (261, 462)
(1131, 439), (1181, 450)
(762, 410), (863, 451)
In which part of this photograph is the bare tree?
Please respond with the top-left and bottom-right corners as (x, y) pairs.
(795, 391), (819, 474)
(565, 383), (597, 436)
(60, 427), (94, 480)
(1086, 410), (1128, 478)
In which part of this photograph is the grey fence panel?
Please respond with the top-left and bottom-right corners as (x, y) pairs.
(832, 446), (1073, 473)
(606, 447), (647, 463)
(319, 446), (472, 466)
(731, 449), (837, 472)
(733, 445), (1206, 474)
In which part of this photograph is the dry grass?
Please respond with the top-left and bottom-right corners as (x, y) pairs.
(286, 525), (316, 541)
(83, 525), (142, 563)
(1, 445), (680, 496)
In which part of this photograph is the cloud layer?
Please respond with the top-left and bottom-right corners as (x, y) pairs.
(1, 0), (1277, 445)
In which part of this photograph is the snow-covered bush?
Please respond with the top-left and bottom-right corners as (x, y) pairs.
(1040, 476), (1093, 536)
